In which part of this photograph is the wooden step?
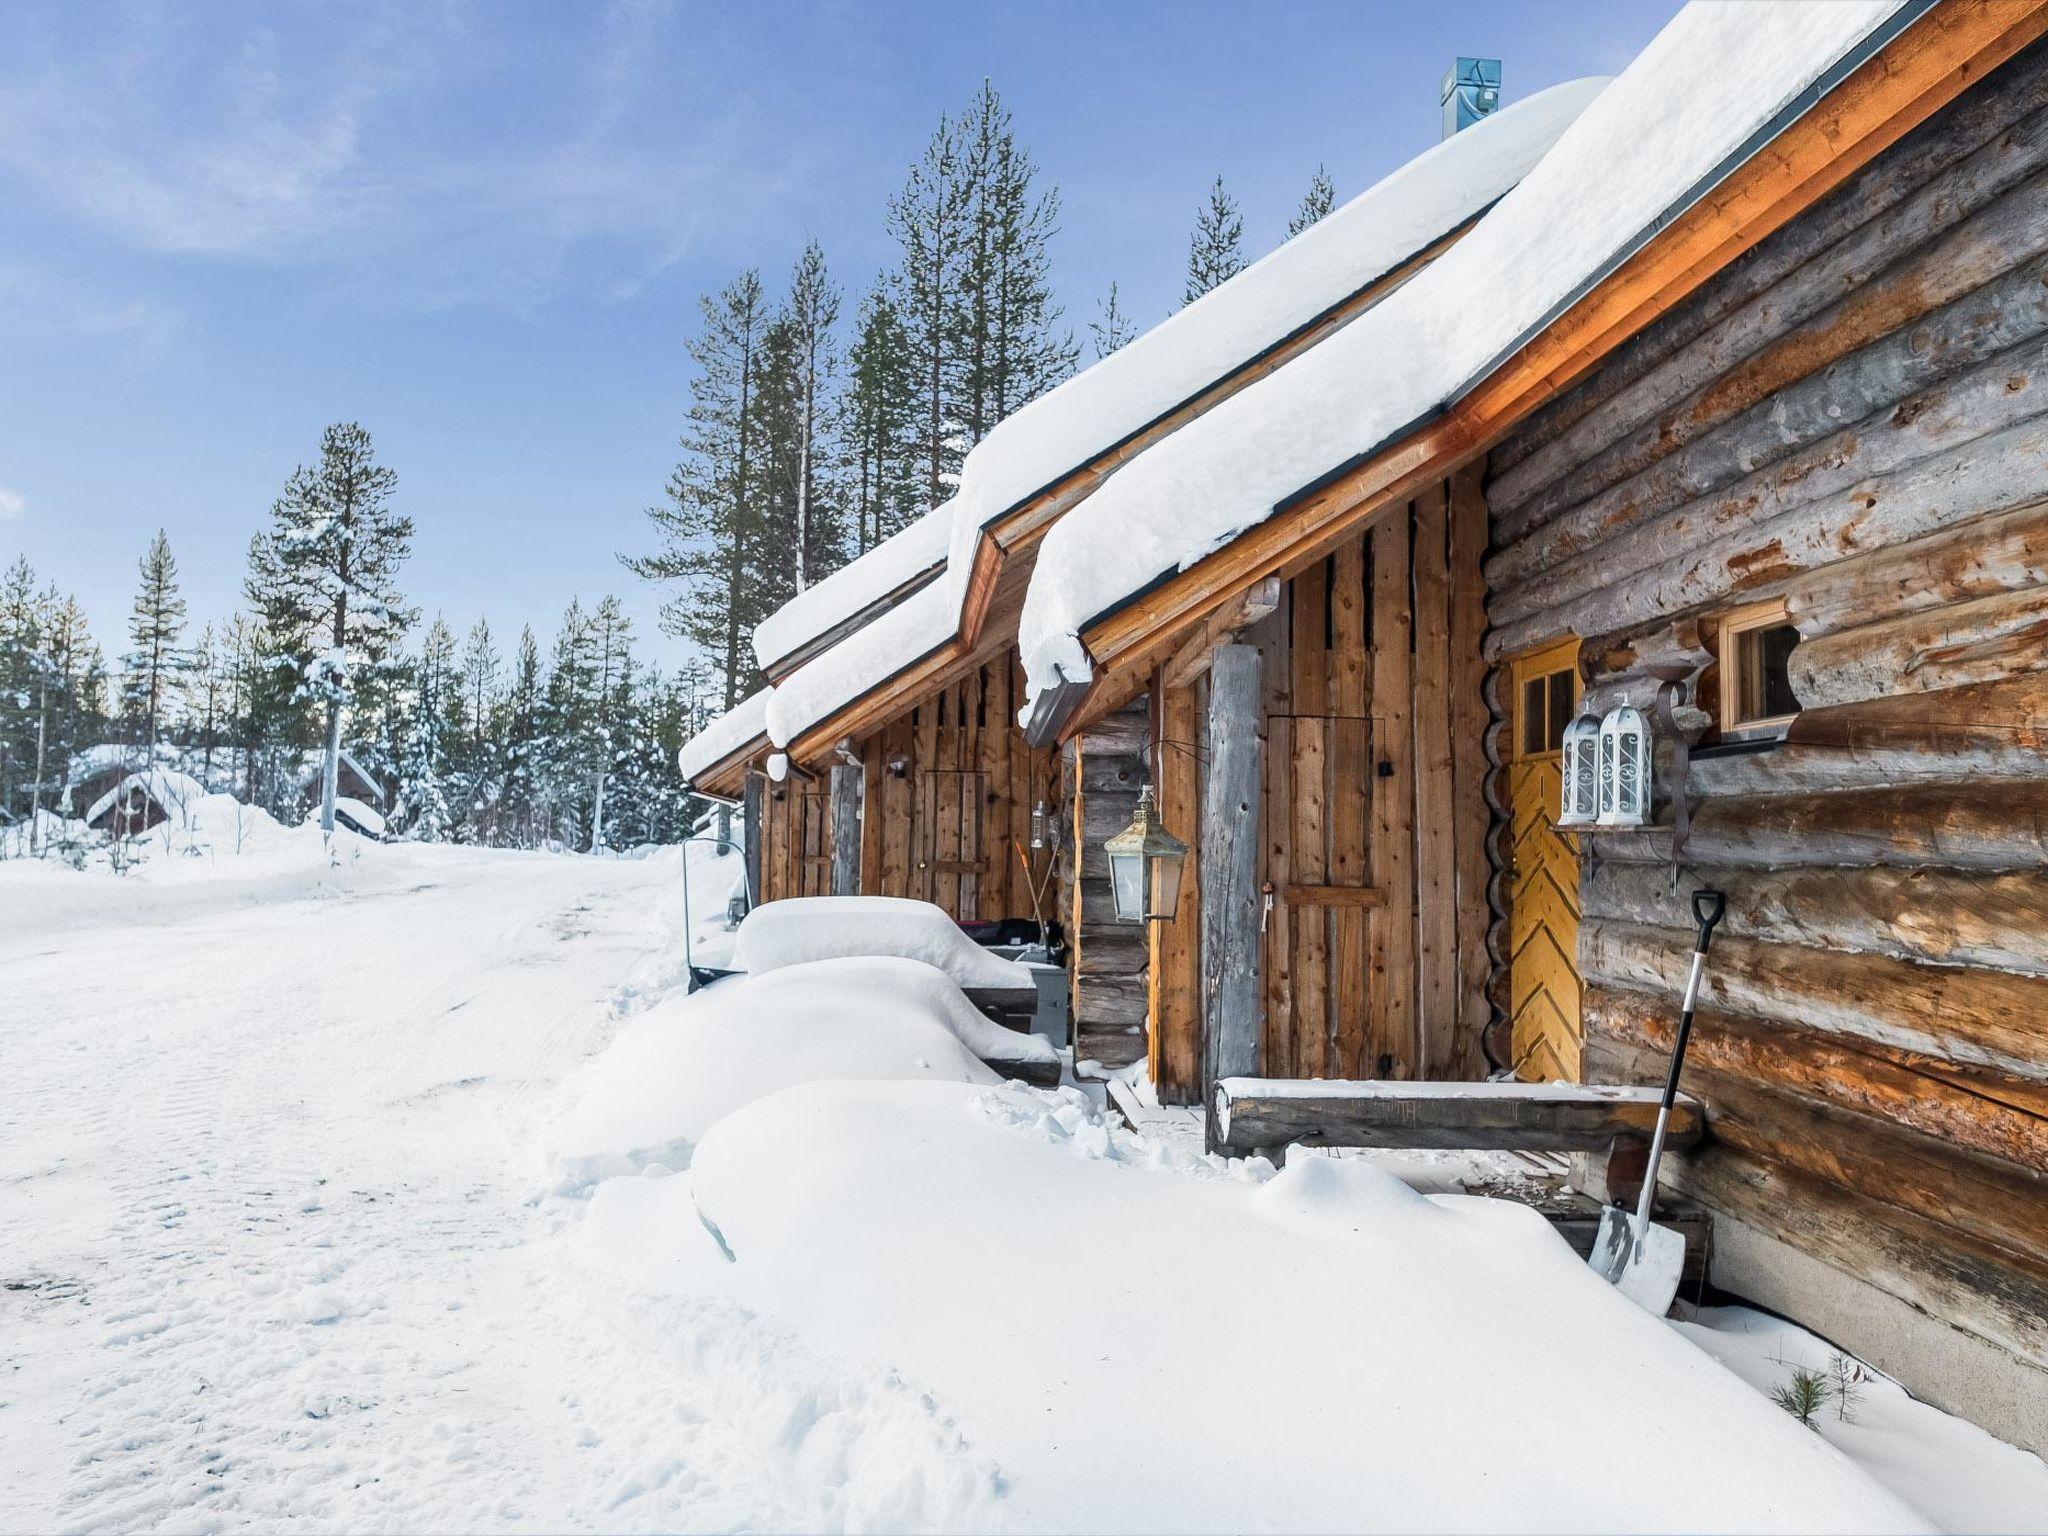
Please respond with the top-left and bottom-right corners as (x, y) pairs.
(1213, 1077), (1703, 1154)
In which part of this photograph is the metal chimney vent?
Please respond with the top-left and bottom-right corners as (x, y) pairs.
(1441, 57), (1502, 139)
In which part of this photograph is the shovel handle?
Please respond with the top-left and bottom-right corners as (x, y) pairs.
(1691, 889), (1726, 954)
(1631, 888), (1727, 1238)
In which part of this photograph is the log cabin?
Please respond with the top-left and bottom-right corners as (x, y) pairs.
(997, 0), (2048, 1456)
(679, 79), (1603, 1052)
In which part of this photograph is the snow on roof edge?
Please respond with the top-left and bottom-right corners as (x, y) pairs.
(678, 687), (772, 787)
(764, 580), (959, 750)
(752, 502), (958, 674)
(1014, 0), (1913, 717)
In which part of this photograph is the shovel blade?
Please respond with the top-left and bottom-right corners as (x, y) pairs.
(1589, 1206), (1685, 1317)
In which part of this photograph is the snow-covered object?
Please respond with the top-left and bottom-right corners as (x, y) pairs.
(752, 502), (955, 675)
(763, 577), (956, 748)
(1017, 0), (1910, 708)
(733, 895), (1034, 990)
(681, 1079), (1928, 1532)
(84, 767), (206, 829)
(676, 687), (770, 787)
(941, 76), (1606, 604)
(544, 957), (1010, 1189)
(331, 796), (386, 838)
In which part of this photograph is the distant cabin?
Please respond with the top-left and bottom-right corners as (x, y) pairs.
(83, 769), (205, 837)
(296, 751), (389, 815)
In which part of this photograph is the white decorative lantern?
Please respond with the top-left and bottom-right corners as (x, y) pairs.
(1596, 706), (1652, 827)
(1558, 714), (1600, 826)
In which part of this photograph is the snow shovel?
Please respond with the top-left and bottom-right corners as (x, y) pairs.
(1588, 887), (1725, 1315)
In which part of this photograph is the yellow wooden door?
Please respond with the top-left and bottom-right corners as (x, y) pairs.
(1507, 639), (1583, 1082)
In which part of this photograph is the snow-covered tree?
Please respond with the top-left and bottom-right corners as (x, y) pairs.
(1184, 175), (1245, 305)
(248, 422), (414, 836)
(396, 616), (459, 839)
(782, 240), (843, 592)
(122, 530), (188, 761)
(1289, 165), (1336, 237)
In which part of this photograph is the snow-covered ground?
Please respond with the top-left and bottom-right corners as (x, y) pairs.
(4, 839), (2043, 1532)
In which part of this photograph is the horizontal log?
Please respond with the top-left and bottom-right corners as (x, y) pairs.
(1077, 756), (1146, 796)
(1585, 1022), (2048, 1271)
(1787, 672), (2048, 756)
(1488, 341), (2048, 657)
(1073, 706), (1150, 758)
(1790, 583), (2048, 708)
(1579, 917), (2048, 1081)
(1211, 1077), (1701, 1154)
(1666, 1144), (2048, 1367)
(1073, 930), (1147, 976)
(1583, 777), (2048, 873)
(1492, 214), (2048, 598)
(1074, 1018), (1146, 1070)
(1492, 58), (2048, 494)
(1784, 496), (2048, 638)
(1584, 985), (2048, 1174)
(1074, 972), (1149, 1027)
(1582, 860), (2048, 977)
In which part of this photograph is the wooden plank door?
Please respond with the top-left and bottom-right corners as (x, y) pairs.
(1506, 638), (1583, 1082)
(914, 770), (986, 918)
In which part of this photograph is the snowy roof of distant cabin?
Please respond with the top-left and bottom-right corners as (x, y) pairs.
(752, 502), (957, 676)
(85, 767), (206, 825)
(937, 74), (1608, 608)
(677, 687), (772, 787)
(1015, 0), (1914, 713)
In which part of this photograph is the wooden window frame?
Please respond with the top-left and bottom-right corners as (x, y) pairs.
(1716, 597), (1801, 742)
(1508, 636), (1581, 764)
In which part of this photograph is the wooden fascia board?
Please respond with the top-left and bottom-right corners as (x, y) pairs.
(1056, 0), (2048, 741)
(688, 735), (769, 801)
(759, 561), (947, 684)
(782, 636), (964, 768)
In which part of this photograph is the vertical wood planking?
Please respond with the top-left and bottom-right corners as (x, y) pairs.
(1151, 673), (1205, 1101)
(1448, 464), (1495, 1078)
(1331, 541), (1369, 718)
(1262, 713), (1294, 1076)
(1203, 644), (1264, 1110)
(1369, 505), (1417, 1076)
(1412, 480), (1460, 1075)
(1291, 715), (1331, 1078)
(829, 762), (862, 896)
(1331, 715), (1372, 1076)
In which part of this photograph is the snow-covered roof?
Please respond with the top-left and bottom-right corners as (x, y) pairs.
(941, 75), (1607, 605)
(294, 749), (386, 806)
(677, 687), (771, 787)
(85, 767), (206, 826)
(752, 502), (956, 675)
(765, 579), (956, 750)
(1016, 0), (1912, 711)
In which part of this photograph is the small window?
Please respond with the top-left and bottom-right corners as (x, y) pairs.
(1718, 599), (1801, 740)
(1513, 644), (1579, 760)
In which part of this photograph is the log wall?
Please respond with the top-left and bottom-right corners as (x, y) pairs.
(1484, 41), (2048, 1442)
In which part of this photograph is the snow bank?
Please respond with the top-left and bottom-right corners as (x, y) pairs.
(753, 502), (956, 674)
(678, 686), (771, 786)
(733, 895), (1034, 990)
(332, 796), (385, 838)
(763, 577), (956, 748)
(942, 77), (1606, 604)
(681, 1079), (1926, 1532)
(1016, 0), (1910, 707)
(543, 957), (1007, 1190)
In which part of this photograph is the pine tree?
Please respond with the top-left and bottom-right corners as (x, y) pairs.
(453, 617), (502, 841)
(955, 81), (1076, 441)
(1090, 282), (1133, 359)
(122, 530), (188, 761)
(500, 625), (545, 847)
(889, 111), (971, 510)
(842, 283), (921, 549)
(1289, 164), (1336, 236)
(540, 598), (594, 846)
(625, 272), (773, 709)
(1184, 175), (1246, 305)
(782, 240), (844, 592)
(249, 421), (414, 835)
(188, 622), (228, 785)
(583, 596), (633, 852)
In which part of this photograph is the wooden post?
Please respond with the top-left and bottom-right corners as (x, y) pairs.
(742, 773), (763, 908)
(1202, 643), (1263, 1135)
(829, 762), (862, 897)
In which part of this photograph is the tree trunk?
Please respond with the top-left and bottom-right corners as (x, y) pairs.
(1201, 643), (1262, 1128)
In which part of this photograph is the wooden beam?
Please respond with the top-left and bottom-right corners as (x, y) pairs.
(1210, 1078), (1703, 1154)
(1201, 644), (1263, 1122)
(1149, 673), (1204, 1103)
(1161, 576), (1282, 690)
(1059, 0), (2048, 734)
(828, 762), (862, 896)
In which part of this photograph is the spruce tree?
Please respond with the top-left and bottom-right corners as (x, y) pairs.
(583, 596), (634, 851)
(625, 272), (773, 709)
(454, 617), (502, 840)
(500, 625), (545, 846)
(842, 283), (920, 548)
(189, 622), (227, 785)
(782, 240), (844, 592)
(1184, 175), (1246, 305)
(122, 530), (188, 761)
(889, 111), (970, 509)
(1091, 282), (1133, 359)
(1289, 164), (1336, 236)
(397, 616), (459, 839)
(249, 421), (414, 834)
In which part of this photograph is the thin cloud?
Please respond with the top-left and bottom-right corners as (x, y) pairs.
(0, 486), (25, 521)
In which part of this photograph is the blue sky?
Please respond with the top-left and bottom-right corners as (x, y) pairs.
(0, 0), (1676, 671)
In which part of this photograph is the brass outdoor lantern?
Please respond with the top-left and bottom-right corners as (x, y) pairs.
(1103, 784), (1188, 923)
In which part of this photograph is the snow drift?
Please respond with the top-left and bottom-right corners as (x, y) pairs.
(733, 895), (1035, 991)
